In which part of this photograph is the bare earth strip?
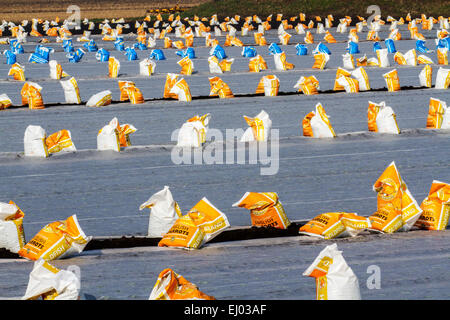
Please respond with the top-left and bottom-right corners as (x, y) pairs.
(0, 0), (208, 21)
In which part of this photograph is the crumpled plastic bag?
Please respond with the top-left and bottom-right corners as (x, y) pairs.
(22, 259), (80, 300)
(294, 76), (320, 95)
(255, 75), (279, 96)
(86, 90), (112, 107)
(176, 114), (210, 147)
(0, 94), (12, 110)
(149, 268), (215, 300)
(426, 97), (449, 129)
(60, 77), (81, 104)
(232, 192), (291, 229)
(24, 125), (49, 157)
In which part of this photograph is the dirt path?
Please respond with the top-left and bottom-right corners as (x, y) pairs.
(0, 0), (208, 22)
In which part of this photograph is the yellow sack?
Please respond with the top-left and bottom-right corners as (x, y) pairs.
(118, 81), (144, 104)
(274, 51), (294, 71)
(0, 94), (12, 110)
(248, 55), (268, 72)
(304, 31), (314, 43)
(415, 180), (450, 230)
(383, 69), (401, 91)
(8, 63), (26, 81)
(419, 64), (433, 88)
(49, 60), (69, 80)
(21, 82), (44, 109)
(351, 67), (371, 91)
(336, 75), (359, 93)
(163, 73), (179, 99)
(108, 56), (120, 78)
(369, 161), (422, 233)
(312, 52), (330, 70)
(209, 76), (234, 98)
(232, 192), (291, 229)
(437, 48), (448, 65)
(255, 75), (279, 96)
(299, 212), (347, 239)
(324, 31), (337, 43)
(18, 214), (91, 261)
(158, 215), (205, 249)
(418, 55), (433, 65)
(169, 78), (192, 102)
(149, 268), (215, 300)
(279, 31), (291, 45)
(46, 129), (76, 154)
(426, 97), (448, 129)
(0, 200), (26, 253)
(178, 56), (194, 75)
(240, 110), (272, 142)
(86, 90), (112, 107)
(294, 76), (320, 95)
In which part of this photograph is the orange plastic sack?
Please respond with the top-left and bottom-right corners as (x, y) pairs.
(18, 215), (91, 261)
(46, 130), (76, 154)
(294, 76), (320, 95)
(232, 192), (291, 229)
(209, 76), (234, 98)
(299, 212), (347, 239)
(149, 268), (215, 300)
(8, 63), (26, 81)
(118, 81), (144, 104)
(426, 97), (446, 129)
(415, 180), (450, 230)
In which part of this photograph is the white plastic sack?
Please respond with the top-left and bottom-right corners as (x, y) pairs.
(240, 110), (272, 142)
(97, 119), (120, 152)
(86, 90), (112, 107)
(303, 243), (361, 300)
(139, 186), (182, 237)
(22, 259), (80, 300)
(60, 77), (81, 104)
(24, 125), (48, 157)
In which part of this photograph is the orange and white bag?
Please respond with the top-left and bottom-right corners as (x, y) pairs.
(46, 129), (77, 154)
(255, 75), (279, 96)
(324, 31), (337, 43)
(427, 97), (450, 129)
(118, 80), (144, 104)
(418, 55), (433, 65)
(312, 52), (330, 70)
(86, 90), (112, 107)
(304, 31), (314, 44)
(336, 75), (359, 93)
(163, 73), (179, 99)
(294, 76), (320, 95)
(108, 56), (120, 78)
(419, 64), (433, 88)
(139, 186), (182, 237)
(149, 268), (215, 300)
(302, 103), (336, 138)
(333, 68), (352, 91)
(208, 56), (234, 73)
(97, 118), (120, 152)
(437, 48), (448, 65)
(169, 78), (192, 102)
(239, 110), (272, 142)
(21, 82), (44, 109)
(232, 192), (291, 229)
(176, 113), (210, 147)
(299, 212), (348, 239)
(0, 200), (26, 253)
(18, 214), (91, 261)
(273, 51), (294, 71)
(376, 48), (390, 67)
(0, 94), (12, 110)
(303, 243), (361, 300)
(435, 67), (450, 89)
(22, 259), (80, 300)
(49, 60), (68, 80)
(248, 55), (267, 72)
(351, 67), (371, 91)
(8, 63), (25, 81)
(367, 101), (400, 134)
(158, 198), (229, 249)
(278, 30), (291, 45)
(369, 161), (422, 233)
(24, 125), (49, 157)
(60, 77), (81, 104)
(139, 58), (156, 76)
(414, 180), (450, 230)
(383, 69), (401, 91)
(209, 76), (234, 98)
(178, 56), (194, 75)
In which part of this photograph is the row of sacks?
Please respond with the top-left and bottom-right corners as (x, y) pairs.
(11, 96), (450, 158)
(299, 161), (450, 240)
(23, 117), (137, 157)
(17, 242), (360, 300)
